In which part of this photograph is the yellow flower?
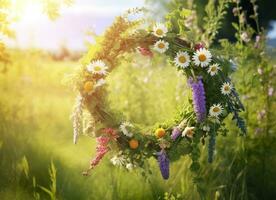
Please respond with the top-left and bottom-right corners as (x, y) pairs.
(83, 81), (95, 93)
(129, 139), (139, 149)
(155, 128), (166, 138)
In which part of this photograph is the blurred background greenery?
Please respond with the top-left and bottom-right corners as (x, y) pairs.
(0, 0), (276, 200)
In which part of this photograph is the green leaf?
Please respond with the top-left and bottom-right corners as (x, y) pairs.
(180, 9), (193, 18)
(232, 22), (239, 31)
(17, 156), (29, 179)
(190, 161), (200, 172)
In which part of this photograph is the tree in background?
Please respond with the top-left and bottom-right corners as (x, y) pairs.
(0, 0), (73, 68)
(145, 0), (276, 42)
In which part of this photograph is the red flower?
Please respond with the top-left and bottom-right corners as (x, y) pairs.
(90, 136), (110, 168)
(138, 47), (153, 57)
(194, 43), (205, 51)
(102, 128), (119, 140)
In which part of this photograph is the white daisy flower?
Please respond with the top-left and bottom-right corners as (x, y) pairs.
(192, 48), (212, 67)
(154, 40), (169, 53)
(153, 23), (168, 38)
(126, 163), (134, 170)
(174, 51), (190, 68)
(209, 104), (223, 117)
(119, 121), (134, 137)
(94, 78), (106, 88)
(221, 82), (232, 95)
(110, 155), (126, 167)
(182, 127), (195, 138)
(207, 63), (220, 76)
(87, 60), (108, 75)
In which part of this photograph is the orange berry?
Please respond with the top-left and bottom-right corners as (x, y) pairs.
(155, 128), (166, 138)
(129, 139), (139, 149)
(83, 81), (94, 93)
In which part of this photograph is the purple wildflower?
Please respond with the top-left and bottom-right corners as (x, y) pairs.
(254, 35), (261, 48)
(157, 150), (170, 180)
(188, 77), (207, 122)
(171, 127), (181, 141)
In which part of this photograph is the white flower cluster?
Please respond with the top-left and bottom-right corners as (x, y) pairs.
(110, 155), (135, 170)
(151, 23), (232, 100)
(119, 121), (134, 137)
(72, 95), (83, 144)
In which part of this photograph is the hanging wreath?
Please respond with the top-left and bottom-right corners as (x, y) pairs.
(71, 15), (246, 180)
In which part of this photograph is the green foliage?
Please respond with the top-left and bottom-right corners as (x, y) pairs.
(0, 49), (199, 200)
(207, 129), (216, 163)
(42, 0), (74, 20)
(0, 0), (275, 200)
(39, 161), (57, 200)
(202, 0), (230, 46)
(163, 192), (182, 200)
(17, 156), (30, 179)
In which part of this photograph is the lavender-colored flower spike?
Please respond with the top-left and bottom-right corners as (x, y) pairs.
(157, 150), (170, 180)
(188, 77), (207, 122)
(171, 127), (181, 141)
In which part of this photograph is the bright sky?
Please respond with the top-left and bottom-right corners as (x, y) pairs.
(268, 21), (276, 39)
(6, 0), (276, 51)
(8, 0), (145, 51)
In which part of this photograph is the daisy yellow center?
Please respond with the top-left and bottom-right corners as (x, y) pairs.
(198, 54), (207, 62)
(224, 85), (230, 91)
(213, 107), (220, 113)
(94, 66), (102, 72)
(178, 55), (186, 63)
(158, 43), (165, 49)
(156, 29), (163, 36)
(211, 66), (217, 72)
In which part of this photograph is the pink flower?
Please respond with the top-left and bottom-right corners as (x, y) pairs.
(102, 128), (119, 140)
(138, 47), (153, 57)
(194, 43), (205, 51)
(96, 136), (110, 146)
(254, 35), (261, 48)
(268, 87), (274, 97)
(90, 136), (110, 168)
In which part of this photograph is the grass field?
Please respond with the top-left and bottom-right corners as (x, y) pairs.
(0, 50), (197, 200)
(0, 49), (275, 200)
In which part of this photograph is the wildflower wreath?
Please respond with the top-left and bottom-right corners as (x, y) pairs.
(71, 15), (246, 180)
